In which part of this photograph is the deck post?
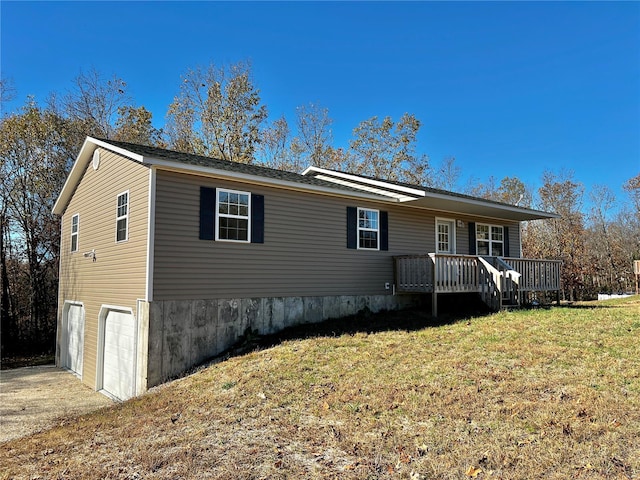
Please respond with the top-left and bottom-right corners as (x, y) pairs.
(432, 291), (438, 317)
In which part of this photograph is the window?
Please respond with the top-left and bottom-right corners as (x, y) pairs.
(70, 214), (79, 252)
(199, 187), (264, 243)
(346, 207), (388, 251)
(116, 191), (129, 242)
(477, 224), (503, 256)
(358, 208), (379, 250)
(216, 189), (250, 242)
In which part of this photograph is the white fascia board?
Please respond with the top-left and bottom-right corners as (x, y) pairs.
(313, 174), (414, 201)
(52, 137), (145, 215)
(144, 157), (394, 203)
(89, 137), (145, 162)
(303, 166), (426, 197)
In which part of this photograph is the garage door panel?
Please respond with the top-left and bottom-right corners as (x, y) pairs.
(64, 304), (84, 376)
(102, 310), (136, 401)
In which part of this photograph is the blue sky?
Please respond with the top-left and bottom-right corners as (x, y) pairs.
(2, 1), (639, 210)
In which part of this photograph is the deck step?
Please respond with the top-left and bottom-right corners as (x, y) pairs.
(501, 302), (520, 309)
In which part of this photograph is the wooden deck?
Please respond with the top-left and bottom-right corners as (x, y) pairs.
(393, 254), (561, 316)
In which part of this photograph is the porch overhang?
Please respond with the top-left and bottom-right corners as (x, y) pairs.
(303, 166), (560, 222)
(399, 193), (560, 222)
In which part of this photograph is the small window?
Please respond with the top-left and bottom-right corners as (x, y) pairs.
(70, 214), (79, 252)
(116, 191), (129, 242)
(358, 208), (379, 250)
(216, 189), (250, 242)
(477, 223), (503, 256)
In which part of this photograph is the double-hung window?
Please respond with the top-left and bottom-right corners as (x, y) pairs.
(358, 207), (379, 250)
(216, 189), (250, 242)
(476, 224), (503, 256)
(116, 191), (129, 242)
(70, 214), (79, 252)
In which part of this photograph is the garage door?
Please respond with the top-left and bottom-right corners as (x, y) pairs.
(102, 309), (136, 401)
(64, 304), (84, 376)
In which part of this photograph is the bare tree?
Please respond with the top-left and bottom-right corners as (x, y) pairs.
(165, 61), (267, 163)
(523, 170), (586, 300)
(290, 103), (335, 169)
(114, 106), (163, 146)
(61, 68), (130, 139)
(0, 100), (72, 354)
(0, 77), (16, 112)
(257, 115), (297, 170)
(346, 113), (430, 185)
(431, 156), (462, 191)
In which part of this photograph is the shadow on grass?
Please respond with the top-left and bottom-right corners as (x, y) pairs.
(228, 293), (494, 358)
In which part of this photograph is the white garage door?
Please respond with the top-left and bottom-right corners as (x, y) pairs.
(102, 309), (136, 401)
(64, 304), (84, 376)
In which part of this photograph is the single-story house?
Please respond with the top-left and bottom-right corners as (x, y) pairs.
(53, 137), (560, 401)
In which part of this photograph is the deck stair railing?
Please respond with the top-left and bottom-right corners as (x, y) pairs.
(479, 257), (521, 309)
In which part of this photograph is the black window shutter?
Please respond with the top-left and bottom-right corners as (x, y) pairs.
(346, 206), (357, 249)
(251, 194), (265, 244)
(503, 226), (510, 257)
(199, 187), (216, 240)
(468, 221), (476, 255)
(380, 211), (389, 251)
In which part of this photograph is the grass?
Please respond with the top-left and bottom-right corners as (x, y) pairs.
(1, 297), (639, 479)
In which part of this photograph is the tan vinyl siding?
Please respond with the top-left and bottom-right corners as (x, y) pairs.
(153, 171), (526, 301)
(57, 148), (149, 388)
(156, 171), (508, 300)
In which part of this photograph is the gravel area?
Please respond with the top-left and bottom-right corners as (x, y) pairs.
(0, 365), (113, 443)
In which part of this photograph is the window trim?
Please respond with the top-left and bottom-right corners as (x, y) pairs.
(357, 207), (380, 251)
(435, 217), (456, 254)
(116, 190), (129, 243)
(476, 223), (504, 257)
(215, 188), (252, 243)
(70, 213), (79, 253)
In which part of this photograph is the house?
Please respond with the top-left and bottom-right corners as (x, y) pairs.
(53, 137), (560, 401)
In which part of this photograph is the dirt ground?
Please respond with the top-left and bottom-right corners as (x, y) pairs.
(0, 365), (113, 443)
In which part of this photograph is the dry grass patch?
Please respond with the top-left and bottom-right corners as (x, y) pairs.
(1, 298), (638, 479)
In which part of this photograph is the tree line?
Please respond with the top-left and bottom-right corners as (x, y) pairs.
(1, 61), (638, 358)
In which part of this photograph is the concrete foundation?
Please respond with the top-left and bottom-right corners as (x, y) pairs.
(146, 293), (421, 387)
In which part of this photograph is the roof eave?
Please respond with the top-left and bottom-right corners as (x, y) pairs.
(403, 193), (559, 222)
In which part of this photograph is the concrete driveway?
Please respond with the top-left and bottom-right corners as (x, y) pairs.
(0, 365), (113, 443)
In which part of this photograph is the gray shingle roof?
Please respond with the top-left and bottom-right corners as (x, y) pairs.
(99, 139), (364, 193)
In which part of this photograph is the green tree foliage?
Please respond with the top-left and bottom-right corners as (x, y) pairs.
(166, 61), (268, 163)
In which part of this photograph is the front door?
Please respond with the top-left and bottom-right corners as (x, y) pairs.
(436, 219), (455, 254)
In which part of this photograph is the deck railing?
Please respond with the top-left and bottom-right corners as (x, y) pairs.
(502, 257), (561, 292)
(394, 254), (561, 314)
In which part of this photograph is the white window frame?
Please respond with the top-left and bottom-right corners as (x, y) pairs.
(357, 207), (380, 250)
(70, 213), (79, 252)
(476, 223), (504, 257)
(215, 188), (251, 243)
(116, 191), (129, 243)
(436, 218), (456, 254)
